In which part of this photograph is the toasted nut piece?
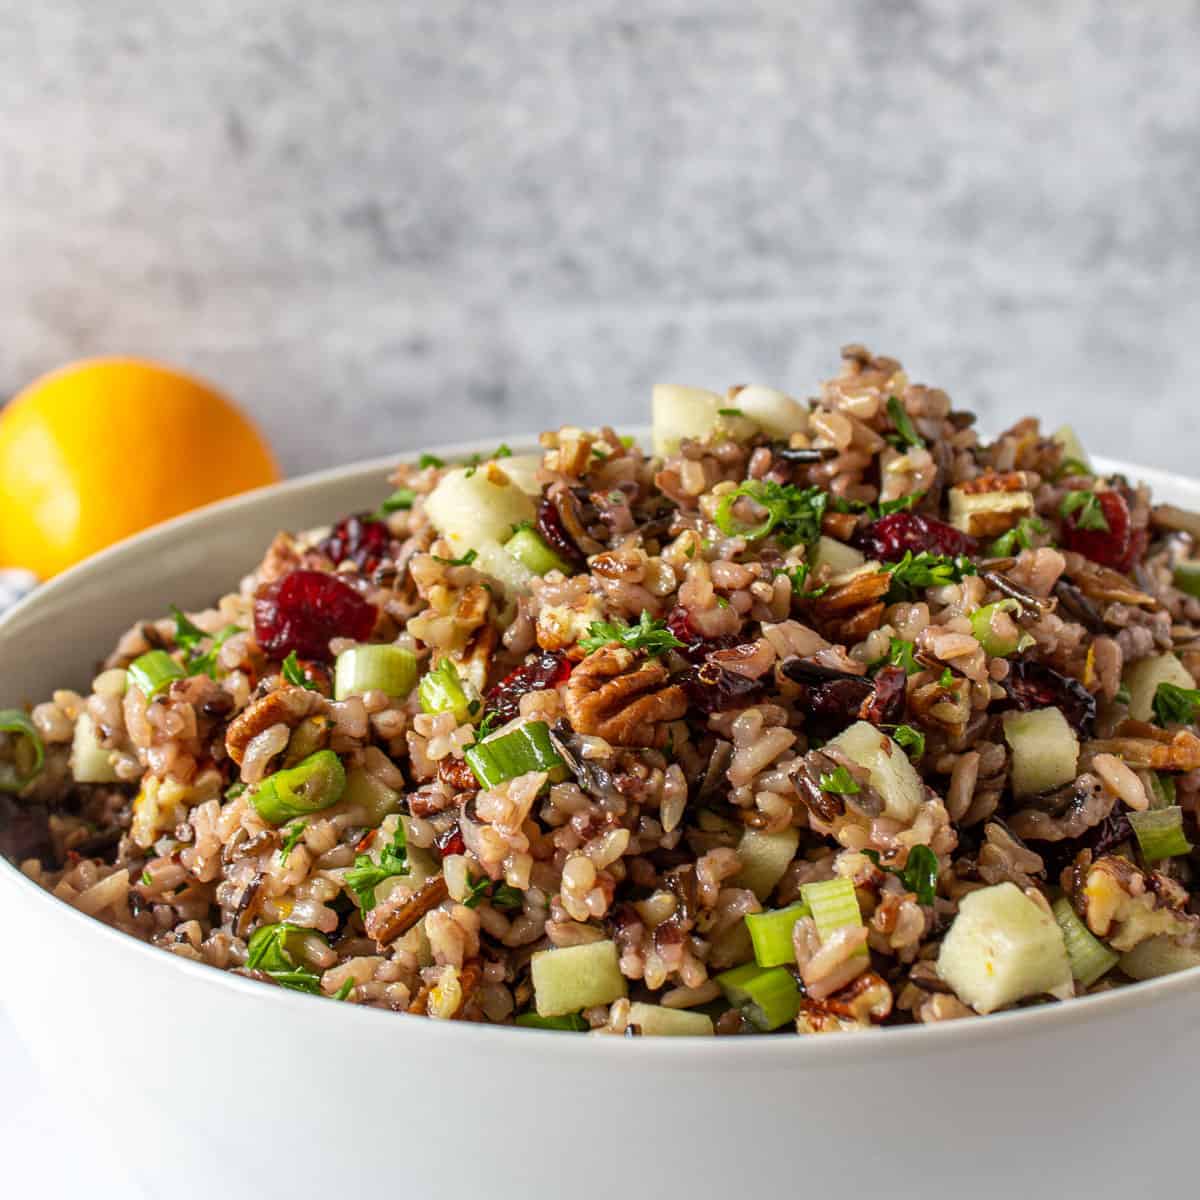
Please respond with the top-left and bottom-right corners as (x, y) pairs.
(1088, 721), (1200, 771)
(367, 874), (450, 947)
(949, 473), (1034, 537)
(564, 645), (687, 747)
(225, 686), (323, 765)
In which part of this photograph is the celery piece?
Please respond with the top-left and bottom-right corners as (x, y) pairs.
(465, 720), (567, 789)
(1129, 806), (1193, 862)
(1051, 896), (1118, 987)
(333, 644), (418, 701)
(800, 878), (867, 960)
(504, 527), (573, 576)
(715, 962), (800, 1031)
(744, 902), (810, 968)
(128, 649), (185, 698)
(418, 658), (479, 724)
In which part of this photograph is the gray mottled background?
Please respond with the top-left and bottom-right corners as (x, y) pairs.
(1, 1), (1198, 474)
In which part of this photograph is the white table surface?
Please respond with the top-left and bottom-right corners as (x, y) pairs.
(1, 1007), (142, 1198)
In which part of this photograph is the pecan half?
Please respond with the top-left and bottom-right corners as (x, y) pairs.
(225, 685), (324, 765)
(1061, 552), (1157, 609)
(563, 645), (687, 747)
(1088, 720), (1200, 771)
(366, 874), (450, 947)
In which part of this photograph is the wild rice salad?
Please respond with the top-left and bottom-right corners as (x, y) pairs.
(7, 344), (1200, 1036)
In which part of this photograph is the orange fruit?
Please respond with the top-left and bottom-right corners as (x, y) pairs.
(0, 358), (280, 578)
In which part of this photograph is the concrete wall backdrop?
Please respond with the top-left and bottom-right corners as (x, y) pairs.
(1, 1), (1198, 474)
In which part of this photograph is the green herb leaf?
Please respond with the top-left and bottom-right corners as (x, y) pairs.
(225, 781), (246, 801)
(891, 724), (926, 761)
(1152, 681), (1200, 727)
(1055, 457), (1092, 481)
(462, 874), (491, 908)
(876, 636), (919, 676)
(713, 481), (828, 547)
(373, 487), (416, 517)
(281, 650), (319, 691)
(1115, 683), (1132, 706)
(140, 868), (153, 887)
(939, 667), (955, 688)
(717, 407), (744, 417)
(884, 551), (977, 600)
(818, 764), (861, 795)
(170, 605), (206, 653)
(245, 922), (325, 994)
(1059, 490), (1110, 532)
(491, 882), (523, 910)
(279, 821), (307, 865)
(987, 516), (1050, 558)
(863, 844), (939, 905)
(344, 824), (409, 913)
(579, 610), (685, 657)
(432, 549), (478, 567)
(886, 396), (924, 449)
(333, 978), (355, 1001)
(419, 453), (446, 470)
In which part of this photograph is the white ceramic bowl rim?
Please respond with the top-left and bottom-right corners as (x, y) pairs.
(2, 434), (1198, 1065)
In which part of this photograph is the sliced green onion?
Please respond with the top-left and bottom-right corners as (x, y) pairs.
(504, 527), (573, 576)
(128, 649), (185, 698)
(419, 658), (480, 724)
(514, 1011), (589, 1031)
(252, 750), (347, 825)
(245, 922), (325, 993)
(800, 877), (867, 959)
(1051, 896), (1118, 987)
(1129, 806), (1193, 862)
(333, 644), (418, 701)
(744, 901), (810, 968)
(465, 720), (567, 789)
(0, 709), (44, 793)
(374, 487), (416, 517)
(1149, 772), (1177, 810)
(969, 599), (1032, 657)
(714, 962), (800, 1031)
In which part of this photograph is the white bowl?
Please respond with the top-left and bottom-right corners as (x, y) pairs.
(1, 441), (1197, 1200)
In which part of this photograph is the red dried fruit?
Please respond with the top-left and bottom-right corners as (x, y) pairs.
(318, 513), (394, 574)
(434, 824), (466, 859)
(680, 659), (764, 713)
(854, 512), (978, 562)
(859, 665), (908, 726)
(1060, 490), (1136, 572)
(254, 569), (377, 662)
(536, 498), (586, 571)
(484, 650), (573, 723)
(664, 606), (741, 664)
(1002, 659), (1096, 736)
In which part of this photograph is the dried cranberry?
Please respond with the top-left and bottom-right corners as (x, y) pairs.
(664, 606), (741, 664)
(1059, 490), (1134, 572)
(253, 569), (377, 662)
(484, 650), (572, 723)
(854, 511), (978, 562)
(859, 665), (908, 726)
(1001, 659), (1096, 736)
(434, 824), (466, 859)
(681, 659), (764, 713)
(317, 513), (394, 574)
(536, 498), (586, 571)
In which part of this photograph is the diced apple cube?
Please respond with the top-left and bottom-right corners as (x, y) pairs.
(1002, 707), (1079, 796)
(827, 721), (923, 823)
(531, 940), (627, 1017)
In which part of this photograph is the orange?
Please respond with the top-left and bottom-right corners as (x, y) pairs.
(0, 358), (281, 578)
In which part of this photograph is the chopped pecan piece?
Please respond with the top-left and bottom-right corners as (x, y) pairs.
(796, 971), (893, 1033)
(225, 686), (323, 765)
(437, 757), (479, 793)
(563, 645), (687, 747)
(1060, 552), (1157, 609)
(1089, 721), (1200, 771)
(366, 875), (450, 947)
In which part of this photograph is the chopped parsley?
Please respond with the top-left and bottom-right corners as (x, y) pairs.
(886, 395), (924, 449)
(579, 610), (685, 657)
(225, 781), (246, 802)
(874, 636), (919, 676)
(831, 493), (921, 521)
(1115, 683), (1132, 707)
(987, 516), (1049, 558)
(279, 821), (307, 865)
(432, 549), (478, 567)
(344, 823), (409, 913)
(863, 844), (939, 905)
(245, 922), (324, 994)
(884, 551), (977, 600)
(281, 650), (318, 691)
(818, 764), (860, 795)
(419, 453), (446, 470)
(1059, 490), (1110, 532)
(462, 444), (513, 476)
(1152, 681), (1200, 727)
(140, 868), (153, 887)
(891, 724), (926, 761)
(373, 487), (416, 517)
(717, 407), (744, 417)
(939, 667), (955, 688)
(462, 875), (524, 911)
(714, 481), (828, 547)
(170, 606), (241, 679)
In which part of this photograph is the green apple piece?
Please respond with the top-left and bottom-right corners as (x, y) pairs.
(626, 1002), (714, 1036)
(1002, 707), (1079, 797)
(651, 385), (721, 456)
(809, 535), (866, 578)
(531, 939), (627, 1017)
(827, 720), (923, 823)
(735, 827), (800, 902)
(70, 712), (120, 784)
(1123, 653), (1197, 723)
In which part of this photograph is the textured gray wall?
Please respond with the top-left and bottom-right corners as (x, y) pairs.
(2, 2), (1198, 475)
